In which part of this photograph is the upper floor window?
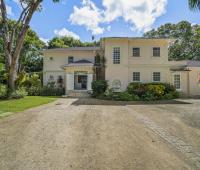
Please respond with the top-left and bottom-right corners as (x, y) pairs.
(68, 56), (74, 64)
(133, 48), (140, 57)
(113, 47), (120, 64)
(153, 72), (161, 82)
(133, 72), (140, 82)
(174, 74), (181, 90)
(153, 47), (160, 57)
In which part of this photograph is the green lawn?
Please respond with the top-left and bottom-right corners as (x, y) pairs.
(0, 96), (58, 118)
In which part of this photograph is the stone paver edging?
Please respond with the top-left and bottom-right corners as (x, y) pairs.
(125, 106), (200, 169)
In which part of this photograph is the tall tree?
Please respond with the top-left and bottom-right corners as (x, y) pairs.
(189, 0), (200, 10)
(144, 21), (200, 60)
(0, 0), (59, 92)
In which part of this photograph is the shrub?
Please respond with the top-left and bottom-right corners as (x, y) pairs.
(9, 88), (28, 99)
(27, 86), (42, 96)
(40, 86), (65, 96)
(115, 91), (140, 101)
(127, 82), (143, 94)
(92, 80), (108, 97)
(142, 92), (157, 101)
(127, 82), (177, 100)
(17, 73), (42, 96)
(146, 84), (165, 97)
(0, 84), (7, 99)
(95, 82), (179, 101)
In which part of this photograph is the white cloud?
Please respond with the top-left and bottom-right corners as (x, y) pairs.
(69, 0), (167, 34)
(6, 5), (13, 16)
(106, 25), (111, 31)
(40, 37), (49, 45)
(69, 0), (104, 35)
(103, 0), (167, 32)
(54, 28), (80, 39)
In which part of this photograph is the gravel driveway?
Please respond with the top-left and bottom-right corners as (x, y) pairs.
(0, 98), (199, 170)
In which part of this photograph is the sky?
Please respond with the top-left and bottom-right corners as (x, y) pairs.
(6, 0), (200, 43)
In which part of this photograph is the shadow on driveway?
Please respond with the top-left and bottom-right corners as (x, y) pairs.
(71, 98), (192, 106)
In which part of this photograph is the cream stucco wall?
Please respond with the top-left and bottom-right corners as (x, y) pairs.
(188, 67), (200, 95)
(103, 38), (173, 91)
(43, 49), (97, 86)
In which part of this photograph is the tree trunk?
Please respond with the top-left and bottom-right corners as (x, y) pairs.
(8, 67), (17, 91)
(7, 58), (18, 92)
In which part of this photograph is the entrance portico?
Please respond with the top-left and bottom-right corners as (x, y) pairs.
(62, 60), (94, 95)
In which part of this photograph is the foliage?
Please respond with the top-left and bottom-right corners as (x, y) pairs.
(99, 89), (139, 101)
(94, 82), (179, 101)
(0, 84), (7, 99)
(92, 80), (108, 97)
(9, 88), (28, 99)
(189, 0), (200, 11)
(41, 86), (64, 96)
(144, 21), (200, 60)
(40, 82), (65, 96)
(48, 36), (100, 49)
(0, 0), (60, 91)
(18, 73), (42, 88)
(146, 84), (165, 97)
(0, 20), (45, 73)
(127, 82), (178, 101)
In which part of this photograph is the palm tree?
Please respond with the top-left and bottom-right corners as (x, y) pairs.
(189, 0), (200, 10)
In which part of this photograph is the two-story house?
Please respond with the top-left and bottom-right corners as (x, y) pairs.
(43, 37), (200, 96)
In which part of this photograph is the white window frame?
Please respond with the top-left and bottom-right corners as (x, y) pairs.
(113, 47), (120, 64)
(133, 72), (140, 82)
(173, 74), (181, 90)
(153, 72), (161, 82)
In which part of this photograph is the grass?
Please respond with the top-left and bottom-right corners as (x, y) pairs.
(0, 96), (58, 118)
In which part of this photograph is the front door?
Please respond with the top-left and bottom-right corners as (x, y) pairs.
(74, 75), (87, 90)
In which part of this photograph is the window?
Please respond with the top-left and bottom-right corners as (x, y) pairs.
(153, 72), (161, 82)
(153, 47), (160, 57)
(113, 47), (120, 64)
(174, 74), (181, 90)
(49, 57), (54, 61)
(133, 72), (140, 82)
(68, 56), (74, 64)
(133, 48), (140, 57)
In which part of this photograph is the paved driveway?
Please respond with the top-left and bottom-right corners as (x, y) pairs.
(0, 98), (199, 170)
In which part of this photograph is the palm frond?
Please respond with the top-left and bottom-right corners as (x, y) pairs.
(189, 0), (200, 11)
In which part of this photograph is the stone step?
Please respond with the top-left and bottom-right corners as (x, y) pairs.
(67, 91), (91, 98)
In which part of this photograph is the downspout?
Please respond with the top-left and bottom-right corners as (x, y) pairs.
(187, 68), (190, 97)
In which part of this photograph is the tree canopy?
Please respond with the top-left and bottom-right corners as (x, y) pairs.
(48, 36), (100, 49)
(144, 21), (200, 60)
(0, 19), (45, 73)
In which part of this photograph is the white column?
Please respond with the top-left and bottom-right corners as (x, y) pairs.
(87, 74), (93, 90)
(66, 73), (74, 91)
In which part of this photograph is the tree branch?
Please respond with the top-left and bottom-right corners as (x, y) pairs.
(0, 0), (11, 66)
(13, 0), (41, 64)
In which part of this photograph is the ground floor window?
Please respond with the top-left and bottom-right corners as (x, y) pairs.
(133, 72), (140, 82)
(174, 74), (181, 90)
(153, 72), (161, 82)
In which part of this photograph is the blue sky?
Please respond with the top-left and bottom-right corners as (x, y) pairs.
(6, 0), (200, 42)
